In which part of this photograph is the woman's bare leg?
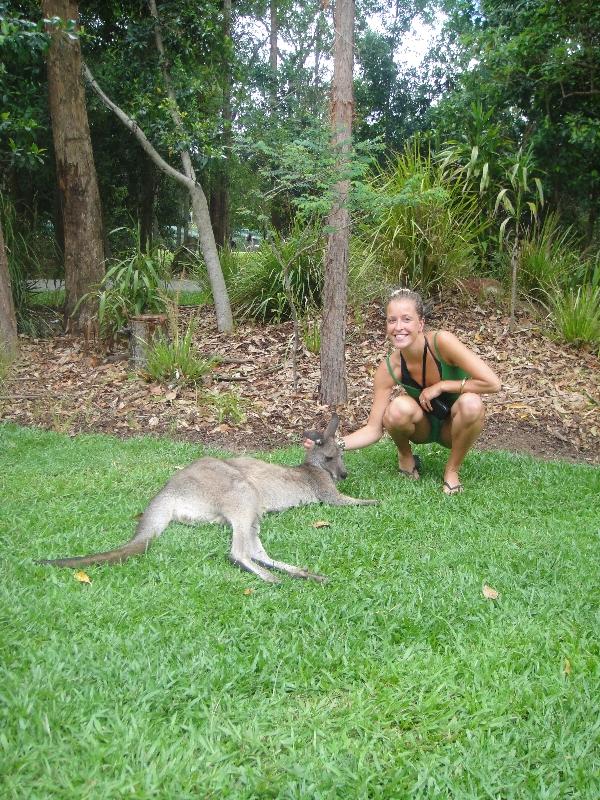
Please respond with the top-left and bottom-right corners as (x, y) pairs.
(383, 396), (431, 477)
(440, 393), (485, 492)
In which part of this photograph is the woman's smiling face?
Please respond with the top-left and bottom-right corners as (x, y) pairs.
(386, 298), (424, 349)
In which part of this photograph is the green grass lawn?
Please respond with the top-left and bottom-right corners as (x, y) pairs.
(1, 424), (599, 799)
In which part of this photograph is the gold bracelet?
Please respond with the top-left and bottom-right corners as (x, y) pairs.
(459, 377), (468, 394)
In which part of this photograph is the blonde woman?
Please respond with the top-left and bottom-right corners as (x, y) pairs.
(339, 289), (501, 494)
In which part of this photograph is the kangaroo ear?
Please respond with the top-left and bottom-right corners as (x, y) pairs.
(303, 430), (322, 445)
(323, 413), (339, 440)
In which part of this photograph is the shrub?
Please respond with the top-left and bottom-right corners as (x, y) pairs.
(144, 310), (217, 387)
(519, 213), (580, 297)
(228, 226), (323, 322)
(545, 285), (600, 351)
(361, 142), (485, 293)
(90, 236), (170, 338)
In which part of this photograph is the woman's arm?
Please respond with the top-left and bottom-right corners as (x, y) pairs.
(343, 361), (395, 451)
(420, 330), (501, 407)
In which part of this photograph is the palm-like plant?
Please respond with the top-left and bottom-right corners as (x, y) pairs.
(494, 147), (544, 326)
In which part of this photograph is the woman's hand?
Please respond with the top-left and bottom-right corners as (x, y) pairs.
(419, 383), (443, 412)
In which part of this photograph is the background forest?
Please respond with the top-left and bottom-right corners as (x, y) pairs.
(1, 0), (599, 366)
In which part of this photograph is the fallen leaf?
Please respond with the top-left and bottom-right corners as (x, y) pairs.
(563, 658), (572, 676)
(312, 520), (331, 528)
(74, 570), (91, 585)
(243, 588), (254, 596)
(482, 584), (499, 600)
(148, 416), (159, 427)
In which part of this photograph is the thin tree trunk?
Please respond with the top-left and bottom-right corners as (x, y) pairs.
(319, 0), (354, 406)
(270, 0), (278, 86)
(42, 0), (104, 333)
(210, 0), (232, 248)
(139, 156), (156, 252)
(146, 0), (232, 330)
(0, 218), (18, 359)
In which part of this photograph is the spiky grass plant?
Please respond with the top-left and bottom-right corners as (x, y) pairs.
(144, 301), (217, 386)
(545, 284), (600, 351)
(519, 213), (580, 297)
(228, 226), (323, 322)
(363, 141), (486, 292)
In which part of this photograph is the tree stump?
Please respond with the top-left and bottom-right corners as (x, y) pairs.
(130, 314), (168, 368)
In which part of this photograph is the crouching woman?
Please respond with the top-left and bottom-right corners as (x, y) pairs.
(340, 288), (502, 494)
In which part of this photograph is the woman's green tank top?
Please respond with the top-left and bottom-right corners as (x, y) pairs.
(385, 332), (469, 400)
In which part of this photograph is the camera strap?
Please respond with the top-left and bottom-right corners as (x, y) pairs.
(400, 337), (441, 392)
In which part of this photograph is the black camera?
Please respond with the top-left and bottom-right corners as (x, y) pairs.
(430, 393), (452, 420)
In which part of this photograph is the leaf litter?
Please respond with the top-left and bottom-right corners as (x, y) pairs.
(2, 294), (598, 464)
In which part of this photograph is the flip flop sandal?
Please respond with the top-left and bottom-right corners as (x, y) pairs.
(399, 454), (422, 480)
(443, 480), (463, 495)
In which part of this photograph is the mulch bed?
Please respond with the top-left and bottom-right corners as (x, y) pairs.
(2, 294), (599, 465)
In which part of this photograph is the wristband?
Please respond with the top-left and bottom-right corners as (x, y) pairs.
(335, 433), (346, 451)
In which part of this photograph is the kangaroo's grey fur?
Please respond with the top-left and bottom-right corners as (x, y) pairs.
(38, 414), (377, 583)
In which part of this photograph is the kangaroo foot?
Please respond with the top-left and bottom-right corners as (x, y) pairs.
(252, 555), (327, 583)
(229, 554), (280, 583)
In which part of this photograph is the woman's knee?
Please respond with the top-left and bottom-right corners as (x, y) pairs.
(453, 393), (484, 424)
(383, 396), (421, 431)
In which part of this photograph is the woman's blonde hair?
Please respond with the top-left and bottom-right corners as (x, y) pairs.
(386, 288), (425, 318)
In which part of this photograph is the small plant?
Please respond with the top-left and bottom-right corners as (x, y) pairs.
(203, 388), (247, 425)
(87, 229), (170, 338)
(301, 316), (321, 354)
(519, 213), (579, 297)
(545, 285), (600, 351)
(228, 224), (323, 322)
(144, 316), (216, 386)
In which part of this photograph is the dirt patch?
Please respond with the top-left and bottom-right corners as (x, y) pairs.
(2, 294), (599, 465)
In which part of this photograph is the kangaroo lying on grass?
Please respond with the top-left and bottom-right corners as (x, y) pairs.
(38, 414), (377, 583)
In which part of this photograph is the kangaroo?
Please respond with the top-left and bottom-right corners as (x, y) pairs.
(38, 414), (377, 583)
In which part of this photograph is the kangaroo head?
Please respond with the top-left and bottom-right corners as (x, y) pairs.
(302, 413), (347, 481)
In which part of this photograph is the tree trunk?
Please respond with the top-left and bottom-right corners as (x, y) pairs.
(139, 156), (156, 252)
(42, 0), (105, 332)
(270, 0), (278, 74)
(319, 0), (354, 407)
(209, 0), (232, 249)
(0, 218), (18, 359)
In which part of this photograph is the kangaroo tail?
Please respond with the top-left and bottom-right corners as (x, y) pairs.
(38, 493), (175, 568)
(37, 538), (152, 567)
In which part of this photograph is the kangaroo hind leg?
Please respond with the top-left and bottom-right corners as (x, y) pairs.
(249, 522), (327, 583)
(229, 516), (281, 584)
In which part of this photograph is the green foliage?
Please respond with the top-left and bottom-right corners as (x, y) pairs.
(2, 425), (600, 798)
(300, 315), (321, 354)
(363, 141), (485, 292)
(90, 231), (170, 337)
(144, 317), (216, 387)
(545, 285), (600, 351)
(228, 226), (323, 322)
(202, 388), (247, 425)
(0, 193), (57, 336)
(519, 213), (580, 296)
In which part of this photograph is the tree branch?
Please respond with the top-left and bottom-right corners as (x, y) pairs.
(82, 64), (194, 193)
